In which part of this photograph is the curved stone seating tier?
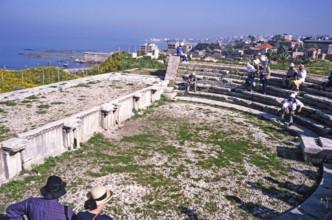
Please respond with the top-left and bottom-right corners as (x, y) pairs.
(179, 62), (332, 97)
(181, 90), (331, 137)
(275, 163), (332, 220)
(176, 75), (332, 131)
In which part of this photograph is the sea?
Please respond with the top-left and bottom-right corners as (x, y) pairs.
(0, 36), (167, 70)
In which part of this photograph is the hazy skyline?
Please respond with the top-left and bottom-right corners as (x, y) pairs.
(0, 0), (331, 40)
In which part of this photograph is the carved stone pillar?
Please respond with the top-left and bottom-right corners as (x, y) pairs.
(1, 138), (28, 179)
(101, 103), (120, 131)
(63, 118), (81, 150)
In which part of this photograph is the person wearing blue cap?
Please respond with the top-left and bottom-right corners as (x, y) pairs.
(259, 61), (271, 94)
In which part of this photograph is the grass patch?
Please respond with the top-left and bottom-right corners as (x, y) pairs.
(26, 95), (39, 100)
(50, 101), (65, 105)
(36, 110), (48, 114)
(74, 83), (91, 88)
(37, 104), (50, 109)
(0, 100), (16, 106)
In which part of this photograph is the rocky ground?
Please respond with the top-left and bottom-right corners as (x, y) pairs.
(0, 101), (320, 219)
(0, 72), (161, 140)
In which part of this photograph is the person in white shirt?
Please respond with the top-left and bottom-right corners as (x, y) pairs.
(252, 55), (262, 71)
(279, 93), (304, 126)
(292, 64), (307, 91)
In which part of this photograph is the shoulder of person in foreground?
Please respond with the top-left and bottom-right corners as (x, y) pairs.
(99, 214), (113, 220)
(6, 197), (35, 214)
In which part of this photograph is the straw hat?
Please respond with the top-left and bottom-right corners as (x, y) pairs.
(90, 186), (113, 206)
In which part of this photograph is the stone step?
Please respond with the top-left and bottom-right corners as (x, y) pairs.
(176, 95), (332, 164)
(303, 93), (332, 111)
(183, 91), (331, 136)
(191, 78), (332, 116)
(179, 68), (328, 96)
(179, 63), (328, 89)
(275, 163), (332, 220)
(176, 79), (332, 127)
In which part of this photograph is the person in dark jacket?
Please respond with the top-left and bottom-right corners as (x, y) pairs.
(6, 175), (76, 220)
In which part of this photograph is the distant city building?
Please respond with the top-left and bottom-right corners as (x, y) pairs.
(139, 43), (159, 59)
(167, 41), (180, 50)
(250, 43), (274, 55)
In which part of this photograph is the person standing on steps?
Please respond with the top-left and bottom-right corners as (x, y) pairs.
(6, 175), (76, 220)
(252, 55), (262, 72)
(186, 72), (197, 92)
(260, 61), (271, 94)
(283, 63), (297, 88)
(176, 42), (189, 63)
(246, 63), (257, 92)
(279, 93), (304, 126)
(77, 186), (113, 220)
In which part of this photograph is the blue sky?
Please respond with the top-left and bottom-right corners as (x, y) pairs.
(0, 0), (330, 40)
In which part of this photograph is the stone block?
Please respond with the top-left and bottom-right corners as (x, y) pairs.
(165, 56), (180, 86)
(320, 163), (332, 190)
(298, 187), (332, 219)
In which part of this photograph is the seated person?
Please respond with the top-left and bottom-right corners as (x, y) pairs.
(283, 63), (297, 88)
(77, 186), (113, 220)
(279, 93), (304, 126)
(246, 63), (257, 92)
(176, 42), (189, 62)
(186, 72), (197, 92)
(6, 176), (76, 220)
(291, 64), (307, 91)
(322, 68), (332, 90)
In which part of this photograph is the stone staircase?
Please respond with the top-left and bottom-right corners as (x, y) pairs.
(175, 62), (332, 164)
(171, 61), (332, 220)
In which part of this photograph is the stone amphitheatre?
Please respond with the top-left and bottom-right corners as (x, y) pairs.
(0, 57), (331, 219)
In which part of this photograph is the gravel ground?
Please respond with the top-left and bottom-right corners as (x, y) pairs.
(0, 102), (320, 219)
(0, 73), (161, 138)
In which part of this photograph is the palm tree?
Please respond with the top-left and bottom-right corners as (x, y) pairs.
(277, 53), (291, 64)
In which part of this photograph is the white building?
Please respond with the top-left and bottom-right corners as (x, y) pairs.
(139, 43), (160, 59)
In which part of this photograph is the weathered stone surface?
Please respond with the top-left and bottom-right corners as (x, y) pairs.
(165, 55), (180, 86)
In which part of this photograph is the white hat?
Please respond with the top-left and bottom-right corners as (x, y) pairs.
(289, 63), (295, 67)
(180, 42), (184, 46)
(90, 186), (113, 205)
(192, 72), (196, 75)
(289, 93), (296, 98)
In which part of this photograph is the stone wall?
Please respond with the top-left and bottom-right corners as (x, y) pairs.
(0, 81), (168, 184)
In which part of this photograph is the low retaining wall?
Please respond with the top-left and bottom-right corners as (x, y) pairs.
(0, 80), (168, 184)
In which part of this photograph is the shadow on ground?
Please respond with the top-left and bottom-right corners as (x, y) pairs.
(225, 195), (280, 219)
(179, 206), (204, 220)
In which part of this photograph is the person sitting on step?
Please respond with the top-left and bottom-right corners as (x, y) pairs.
(282, 63), (297, 88)
(176, 42), (189, 63)
(246, 63), (257, 92)
(259, 61), (271, 94)
(322, 67), (332, 90)
(77, 186), (113, 220)
(291, 64), (307, 91)
(186, 72), (197, 92)
(279, 93), (304, 126)
(6, 175), (76, 220)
